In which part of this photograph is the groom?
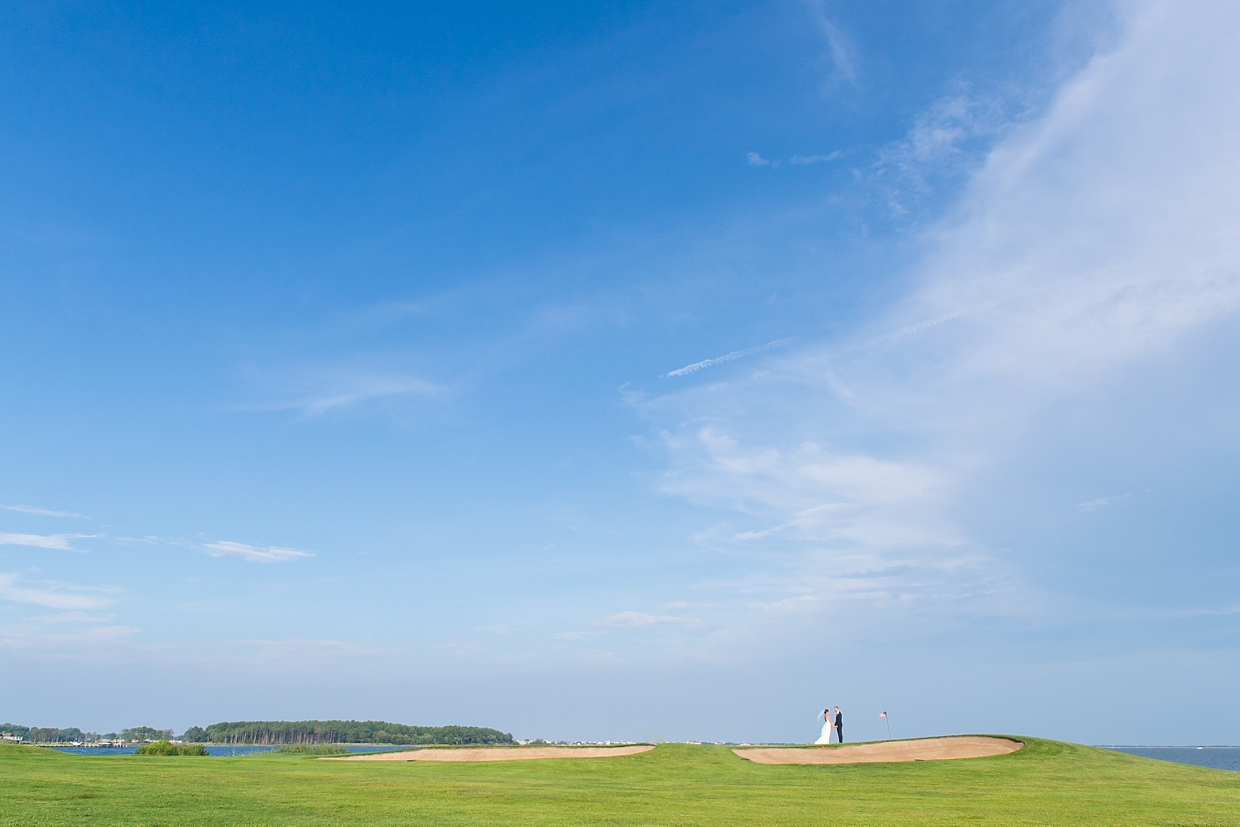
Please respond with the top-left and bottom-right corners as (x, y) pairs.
(833, 706), (843, 744)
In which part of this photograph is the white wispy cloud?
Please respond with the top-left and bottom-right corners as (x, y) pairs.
(243, 367), (446, 418)
(747, 151), (844, 169)
(1078, 494), (1132, 512)
(553, 611), (701, 643)
(810, 7), (857, 84)
(0, 622), (139, 655)
(790, 151), (844, 165)
(288, 374), (443, 416)
(0, 533), (92, 551)
(657, 428), (965, 602)
(663, 601), (724, 610)
(0, 573), (114, 610)
(553, 630), (604, 640)
(665, 339), (790, 378)
(29, 611), (115, 624)
(596, 611), (697, 629)
(2, 504), (87, 519)
(223, 638), (395, 661)
(641, 1), (1240, 640)
(870, 89), (1006, 215)
(202, 541), (314, 563)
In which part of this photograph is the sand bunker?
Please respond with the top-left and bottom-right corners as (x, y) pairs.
(333, 745), (655, 762)
(735, 736), (1022, 765)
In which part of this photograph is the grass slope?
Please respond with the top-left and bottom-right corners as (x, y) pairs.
(1, 737), (1238, 826)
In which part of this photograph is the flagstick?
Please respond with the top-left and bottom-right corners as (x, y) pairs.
(886, 715), (892, 740)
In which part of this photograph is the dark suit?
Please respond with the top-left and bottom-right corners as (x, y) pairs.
(834, 712), (843, 744)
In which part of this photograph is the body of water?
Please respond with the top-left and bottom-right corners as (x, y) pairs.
(49, 744), (408, 757)
(1104, 747), (1240, 772)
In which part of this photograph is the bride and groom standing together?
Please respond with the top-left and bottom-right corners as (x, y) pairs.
(815, 706), (843, 745)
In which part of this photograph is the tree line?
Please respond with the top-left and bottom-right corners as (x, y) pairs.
(184, 720), (514, 745)
(2, 724), (175, 743)
(1, 724), (86, 743)
(2, 720), (513, 746)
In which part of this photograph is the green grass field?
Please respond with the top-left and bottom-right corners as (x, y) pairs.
(1, 737), (1237, 826)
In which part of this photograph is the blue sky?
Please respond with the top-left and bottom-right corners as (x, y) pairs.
(3, 0), (1239, 745)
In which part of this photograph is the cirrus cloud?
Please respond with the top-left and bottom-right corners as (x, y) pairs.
(2, 504), (88, 519)
(0, 573), (114, 610)
(202, 540), (314, 563)
(0, 533), (92, 551)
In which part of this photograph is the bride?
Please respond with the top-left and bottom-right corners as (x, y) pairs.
(814, 709), (834, 745)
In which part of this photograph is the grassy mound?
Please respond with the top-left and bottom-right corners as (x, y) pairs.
(134, 741), (208, 756)
(273, 744), (350, 756)
(0, 737), (1237, 825)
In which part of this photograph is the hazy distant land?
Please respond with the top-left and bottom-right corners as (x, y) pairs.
(1, 720), (513, 746)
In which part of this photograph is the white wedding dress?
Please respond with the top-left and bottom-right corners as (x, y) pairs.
(814, 722), (833, 745)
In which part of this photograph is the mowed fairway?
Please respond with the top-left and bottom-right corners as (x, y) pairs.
(2, 738), (1239, 826)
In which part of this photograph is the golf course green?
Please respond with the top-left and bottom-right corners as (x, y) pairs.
(1, 737), (1237, 825)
